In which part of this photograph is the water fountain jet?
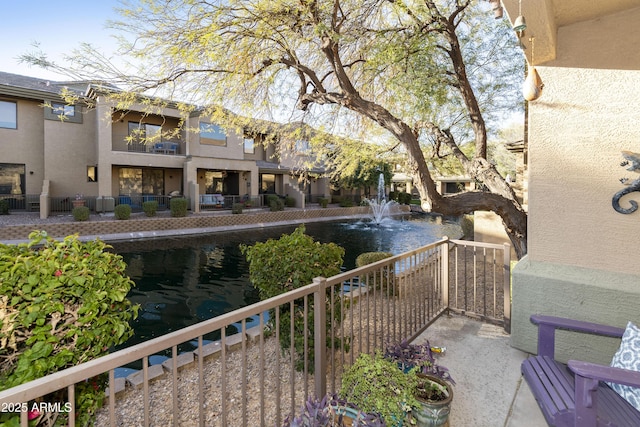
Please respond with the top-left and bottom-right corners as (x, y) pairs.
(366, 173), (395, 224)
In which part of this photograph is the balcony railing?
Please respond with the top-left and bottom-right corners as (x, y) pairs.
(0, 238), (510, 427)
(112, 133), (185, 156)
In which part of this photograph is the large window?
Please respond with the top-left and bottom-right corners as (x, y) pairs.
(0, 163), (25, 195)
(200, 122), (226, 146)
(244, 138), (255, 154)
(260, 174), (276, 194)
(0, 101), (17, 129)
(119, 168), (165, 195)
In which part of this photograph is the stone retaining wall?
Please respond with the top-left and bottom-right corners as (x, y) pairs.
(1, 206), (410, 242)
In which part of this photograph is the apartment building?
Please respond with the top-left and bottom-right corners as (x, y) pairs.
(0, 71), (330, 217)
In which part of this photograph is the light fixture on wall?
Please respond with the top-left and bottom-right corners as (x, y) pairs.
(513, 0), (526, 36)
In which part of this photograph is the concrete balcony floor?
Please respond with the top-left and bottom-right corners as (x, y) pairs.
(417, 314), (547, 427)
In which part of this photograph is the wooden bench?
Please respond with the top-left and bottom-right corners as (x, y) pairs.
(522, 315), (640, 427)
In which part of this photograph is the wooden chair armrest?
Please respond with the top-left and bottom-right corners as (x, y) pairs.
(531, 315), (625, 358)
(569, 360), (640, 388)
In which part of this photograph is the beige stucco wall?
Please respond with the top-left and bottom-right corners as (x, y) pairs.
(0, 99), (45, 194)
(43, 106), (98, 197)
(511, 7), (640, 359)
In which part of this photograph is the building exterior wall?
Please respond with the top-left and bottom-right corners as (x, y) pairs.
(511, 7), (640, 361)
(0, 98), (45, 194)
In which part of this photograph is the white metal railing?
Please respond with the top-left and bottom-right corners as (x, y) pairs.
(0, 238), (510, 427)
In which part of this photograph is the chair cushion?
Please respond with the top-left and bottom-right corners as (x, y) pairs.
(609, 321), (640, 411)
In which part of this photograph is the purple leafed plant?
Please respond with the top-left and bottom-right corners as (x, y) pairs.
(384, 339), (455, 385)
(282, 394), (386, 427)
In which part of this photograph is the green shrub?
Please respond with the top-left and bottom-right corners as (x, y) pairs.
(339, 199), (354, 207)
(72, 206), (90, 221)
(389, 191), (398, 201)
(340, 353), (418, 424)
(284, 196), (296, 207)
(0, 231), (138, 427)
(398, 192), (412, 205)
(114, 203), (131, 220)
(460, 214), (474, 239)
(170, 197), (188, 217)
(142, 200), (158, 217)
(355, 252), (396, 294)
(0, 199), (9, 215)
(232, 203), (244, 214)
(269, 198), (285, 212)
(241, 226), (345, 372)
(318, 198), (329, 208)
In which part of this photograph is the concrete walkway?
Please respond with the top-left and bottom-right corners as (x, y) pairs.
(416, 314), (547, 427)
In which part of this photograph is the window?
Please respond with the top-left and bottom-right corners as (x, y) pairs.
(52, 102), (76, 118)
(260, 174), (276, 194)
(44, 100), (82, 123)
(87, 166), (98, 182)
(295, 140), (310, 153)
(119, 168), (165, 195)
(0, 163), (25, 195)
(0, 101), (17, 129)
(200, 122), (226, 146)
(244, 138), (255, 154)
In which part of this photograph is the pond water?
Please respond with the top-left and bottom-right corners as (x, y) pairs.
(110, 214), (462, 350)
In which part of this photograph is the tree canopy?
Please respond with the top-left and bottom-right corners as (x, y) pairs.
(25, 0), (528, 257)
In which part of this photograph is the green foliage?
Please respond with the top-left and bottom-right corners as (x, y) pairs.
(355, 252), (396, 294)
(170, 197), (188, 217)
(318, 198), (329, 208)
(0, 231), (138, 426)
(142, 200), (158, 217)
(338, 199), (353, 208)
(460, 214), (474, 239)
(340, 353), (419, 425)
(114, 203), (131, 220)
(355, 252), (393, 268)
(285, 196), (296, 208)
(232, 203), (244, 214)
(397, 192), (412, 205)
(241, 226), (345, 371)
(0, 199), (9, 215)
(72, 206), (90, 221)
(269, 197), (285, 212)
(339, 162), (393, 199)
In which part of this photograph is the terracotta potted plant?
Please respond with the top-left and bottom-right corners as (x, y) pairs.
(72, 193), (86, 208)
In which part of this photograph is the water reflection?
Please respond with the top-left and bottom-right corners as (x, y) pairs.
(110, 214), (462, 349)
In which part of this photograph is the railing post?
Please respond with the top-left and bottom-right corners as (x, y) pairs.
(313, 277), (327, 398)
(440, 238), (450, 310)
(503, 243), (512, 333)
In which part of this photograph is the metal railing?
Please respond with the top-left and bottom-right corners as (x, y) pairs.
(0, 238), (511, 427)
(116, 194), (173, 212)
(112, 133), (185, 156)
(0, 194), (40, 212)
(199, 195), (263, 211)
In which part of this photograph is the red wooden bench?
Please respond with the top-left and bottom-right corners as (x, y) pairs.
(522, 315), (640, 427)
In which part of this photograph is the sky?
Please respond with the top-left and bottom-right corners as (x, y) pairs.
(1, 1), (121, 80)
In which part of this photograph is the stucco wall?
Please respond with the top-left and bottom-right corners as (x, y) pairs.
(0, 99), (45, 194)
(511, 7), (640, 357)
